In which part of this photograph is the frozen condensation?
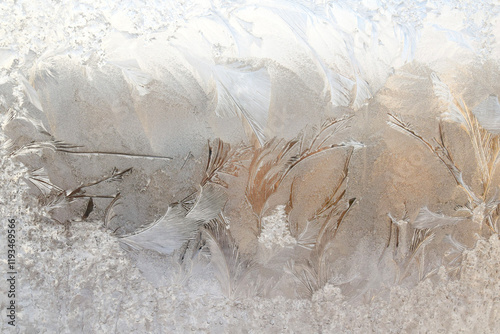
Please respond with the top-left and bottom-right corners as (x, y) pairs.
(1, 0), (500, 332)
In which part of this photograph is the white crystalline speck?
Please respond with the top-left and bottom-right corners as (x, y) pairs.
(258, 205), (296, 249)
(472, 202), (486, 226)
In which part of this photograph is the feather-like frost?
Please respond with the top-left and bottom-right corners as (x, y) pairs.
(444, 234), (468, 253)
(13, 115), (50, 135)
(27, 167), (62, 195)
(399, 228), (436, 283)
(350, 75), (372, 110)
(289, 196), (355, 296)
(203, 217), (253, 298)
(265, 3), (354, 107)
(429, 76), (499, 198)
(28, 47), (63, 89)
(245, 138), (299, 220)
(7, 140), (81, 158)
(431, 72), (464, 125)
(8, 139), (172, 161)
(202, 138), (234, 187)
(213, 63), (270, 145)
(472, 95), (500, 134)
(120, 205), (202, 255)
(104, 193), (122, 230)
(186, 183), (228, 221)
(296, 220), (319, 250)
(19, 74), (43, 111)
(0, 48), (16, 70)
(108, 59), (152, 96)
(412, 207), (465, 230)
(120, 180), (226, 254)
(387, 113), (481, 204)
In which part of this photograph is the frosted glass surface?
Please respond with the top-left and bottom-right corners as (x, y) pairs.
(1, 0), (500, 332)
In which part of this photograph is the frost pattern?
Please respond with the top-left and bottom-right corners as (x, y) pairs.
(258, 205), (296, 249)
(1, 0), (500, 332)
(1, 155), (499, 332)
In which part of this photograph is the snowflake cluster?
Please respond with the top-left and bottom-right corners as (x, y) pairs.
(258, 205), (296, 249)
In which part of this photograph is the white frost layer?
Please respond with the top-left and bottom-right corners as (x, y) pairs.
(2, 0), (500, 112)
(1, 155), (499, 333)
(258, 205), (296, 249)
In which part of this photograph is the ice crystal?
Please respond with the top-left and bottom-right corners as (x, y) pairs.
(258, 205), (296, 249)
(1, 0), (500, 332)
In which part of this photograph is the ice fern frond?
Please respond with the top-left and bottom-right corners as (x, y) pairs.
(201, 138), (243, 188)
(387, 113), (481, 204)
(472, 95), (500, 134)
(412, 207), (466, 230)
(19, 73), (43, 111)
(186, 183), (228, 221)
(204, 216), (254, 298)
(119, 205), (203, 255)
(431, 72), (465, 126)
(8, 139), (172, 161)
(213, 62), (271, 146)
(290, 196), (356, 297)
(245, 138), (299, 222)
(108, 59), (152, 96)
(26, 167), (63, 196)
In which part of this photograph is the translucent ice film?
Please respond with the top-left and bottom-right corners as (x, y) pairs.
(1, 0), (500, 332)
